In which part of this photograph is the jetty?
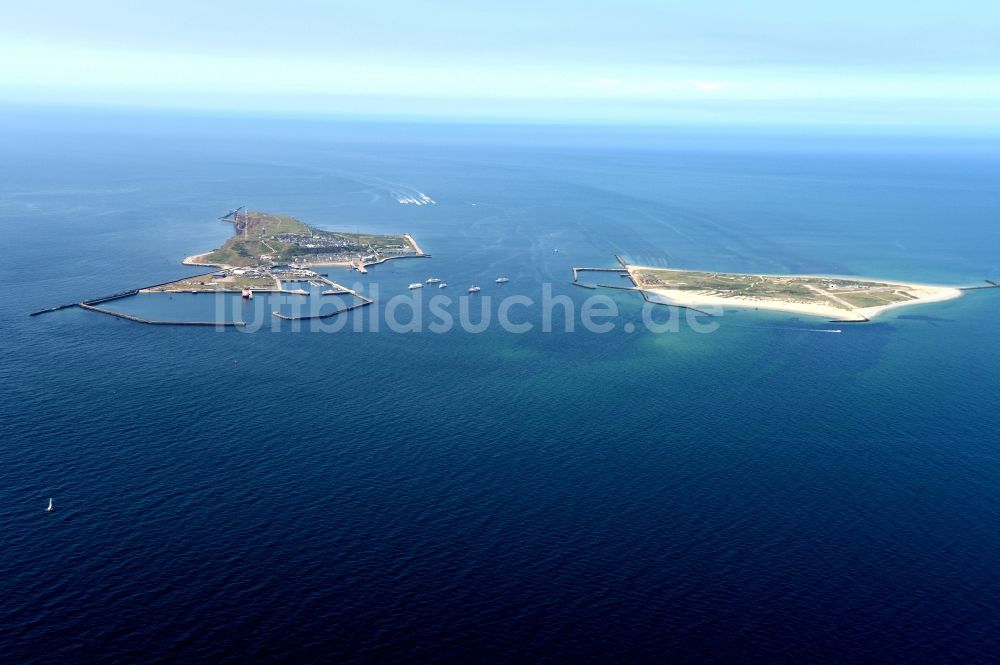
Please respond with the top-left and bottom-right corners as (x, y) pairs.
(573, 256), (993, 322)
(959, 280), (1000, 292)
(272, 300), (372, 321)
(571, 258), (648, 302)
(272, 283), (372, 321)
(571, 258), (633, 291)
(572, 266), (628, 283)
(271, 277), (373, 321)
(596, 284), (641, 292)
(78, 303), (245, 327)
(31, 209), (433, 329)
(30, 272), (218, 317)
(32, 257), (394, 328)
(29, 270), (368, 327)
(352, 251), (431, 274)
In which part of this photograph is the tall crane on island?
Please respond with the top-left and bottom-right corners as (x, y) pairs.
(218, 206), (250, 236)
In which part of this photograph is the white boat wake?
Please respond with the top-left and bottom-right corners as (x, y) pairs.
(396, 191), (436, 205)
(343, 173), (437, 206)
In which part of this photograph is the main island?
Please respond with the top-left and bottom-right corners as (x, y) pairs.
(31, 209), (429, 325)
(574, 256), (966, 322)
(184, 208), (427, 271)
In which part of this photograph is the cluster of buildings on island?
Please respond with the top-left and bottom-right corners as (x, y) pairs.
(271, 233), (411, 262)
(824, 281), (874, 291)
(212, 265), (320, 280)
(272, 233), (358, 252)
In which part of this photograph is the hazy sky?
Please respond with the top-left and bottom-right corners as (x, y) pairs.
(2, 0), (998, 124)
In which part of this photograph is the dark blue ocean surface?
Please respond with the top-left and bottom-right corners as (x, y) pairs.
(2, 111), (999, 663)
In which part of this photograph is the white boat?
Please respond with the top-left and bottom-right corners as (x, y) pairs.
(408, 283), (424, 290)
(46, 498), (53, 513)
(438, 283), (448, 289)
(425, 277), (442, 284)
(468, 285), (481, 293)
(496, 277), (509, 284)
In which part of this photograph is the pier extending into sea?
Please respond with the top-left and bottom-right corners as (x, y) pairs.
(29, 270), (375, 327)
(573, 257), (717, 316)
(78, 303), (246, 327)
(572, 256), (1000, 323)
(30, 272), (218, 321)
(959, 280), (1000, 291)
(271, 276), (374, 321)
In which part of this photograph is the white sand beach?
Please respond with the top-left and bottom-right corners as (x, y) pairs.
(628, 265), (963, 321)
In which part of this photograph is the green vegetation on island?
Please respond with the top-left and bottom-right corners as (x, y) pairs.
(145, 272), (280, 292)
(619, 264), (962, 320)
(185, 210), (424, 268)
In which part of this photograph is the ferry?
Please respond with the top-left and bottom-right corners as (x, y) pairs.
(496, 277), (510, 284)
(408, 283), (424, 290)
(425, 277), (442, 284)
(468, 285), (481, 293)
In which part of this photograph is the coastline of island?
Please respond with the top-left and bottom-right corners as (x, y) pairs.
(183, 209), (428, 271)
(31, 208), (429, 325)
(627, 264), (962, 321)
(573, 257), (971, 322)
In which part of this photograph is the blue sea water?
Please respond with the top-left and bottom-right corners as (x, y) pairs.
(2, 110), (999, 663)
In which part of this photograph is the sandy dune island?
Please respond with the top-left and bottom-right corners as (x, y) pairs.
(626, 264), (962, 321)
